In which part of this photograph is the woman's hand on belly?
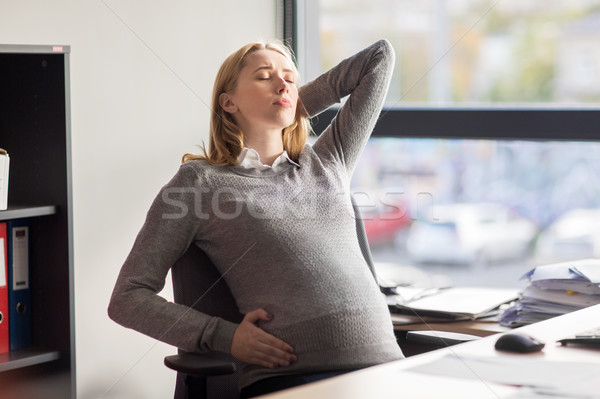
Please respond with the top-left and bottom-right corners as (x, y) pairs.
(231, 308), (297, 369)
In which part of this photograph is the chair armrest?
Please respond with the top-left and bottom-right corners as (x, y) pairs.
(164, 351), (237, 377)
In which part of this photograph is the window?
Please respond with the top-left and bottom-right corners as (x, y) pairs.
(302, 0), (600, 106)
(350, 138), (600, 288)
(290, 0), (600, 288)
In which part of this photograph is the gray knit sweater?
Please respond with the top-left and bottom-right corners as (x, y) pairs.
(108, 39), (403, 389)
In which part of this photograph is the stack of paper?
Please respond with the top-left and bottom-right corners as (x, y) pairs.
(390, 287), (519, 320)
(499, 258), (600, 327)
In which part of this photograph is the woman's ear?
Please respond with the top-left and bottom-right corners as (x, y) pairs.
(219, 93), (238, 114)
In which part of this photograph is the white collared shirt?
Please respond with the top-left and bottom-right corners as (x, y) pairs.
(236, 147), (300, 172)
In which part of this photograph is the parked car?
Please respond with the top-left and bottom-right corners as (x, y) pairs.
(406, 203), (538, 267)
(535, 208), (600, 261)
(352, 191), (411, 247)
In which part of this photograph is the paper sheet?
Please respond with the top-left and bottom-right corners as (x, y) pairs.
(407, 354), (600, 390)
(394, 287), (518, 319)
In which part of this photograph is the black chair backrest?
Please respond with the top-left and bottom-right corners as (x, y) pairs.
(171, 243), (243, 323)
(351, 196), (377, 285)
(171, 245), (243, 399)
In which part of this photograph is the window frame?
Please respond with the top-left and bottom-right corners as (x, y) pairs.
(286, 0), (600, 142)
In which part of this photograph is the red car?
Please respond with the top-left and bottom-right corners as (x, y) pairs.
(356, 198), (411, 246)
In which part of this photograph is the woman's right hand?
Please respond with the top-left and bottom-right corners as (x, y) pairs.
(231, 308), (297, 369)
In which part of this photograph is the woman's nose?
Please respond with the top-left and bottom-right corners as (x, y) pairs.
(276, 77), (289, 94)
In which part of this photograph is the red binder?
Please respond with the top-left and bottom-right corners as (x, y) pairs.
(0, 222), (9, 353)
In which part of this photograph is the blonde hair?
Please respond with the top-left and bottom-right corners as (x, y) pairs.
(183, 41), (310, 165)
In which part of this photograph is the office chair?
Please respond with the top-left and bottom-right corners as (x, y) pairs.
(164, 196), (379, 399)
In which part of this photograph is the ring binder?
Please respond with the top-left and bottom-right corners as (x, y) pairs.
(0, 149), (9, 211)
(0, 222), (9, 353)
(7, 219), (31, 351)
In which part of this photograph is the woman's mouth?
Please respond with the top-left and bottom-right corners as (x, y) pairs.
(274, 98), (292, 108)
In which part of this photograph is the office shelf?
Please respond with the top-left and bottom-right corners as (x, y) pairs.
(0, 206), (57, 221)
(0, 44), (74, 398)
(0, 348), (61, 372)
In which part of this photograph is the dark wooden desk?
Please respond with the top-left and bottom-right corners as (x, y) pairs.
(391, 313), (510, 337)
(391, 313), (511, 356)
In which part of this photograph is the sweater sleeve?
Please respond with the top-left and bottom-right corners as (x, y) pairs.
(299, 39), (395, 176)
(107, 163), (239, 354)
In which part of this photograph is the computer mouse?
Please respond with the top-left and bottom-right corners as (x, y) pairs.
(494, 332), (545, 353)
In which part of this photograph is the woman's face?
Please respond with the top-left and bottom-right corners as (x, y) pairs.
(221, 49), (298, 137)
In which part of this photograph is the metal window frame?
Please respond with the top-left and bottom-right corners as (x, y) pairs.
(290, 0), (600, 142)
(312, 107), (600, 141)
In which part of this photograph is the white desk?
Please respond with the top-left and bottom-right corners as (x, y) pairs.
(260, 304), (600, 398)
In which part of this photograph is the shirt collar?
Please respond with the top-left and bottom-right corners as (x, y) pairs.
(236, 147), (300, 172)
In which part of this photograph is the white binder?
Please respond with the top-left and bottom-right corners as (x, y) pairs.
(0, 149), (8, 210)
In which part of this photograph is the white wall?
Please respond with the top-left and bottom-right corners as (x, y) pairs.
(0, 1), (276, 398)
